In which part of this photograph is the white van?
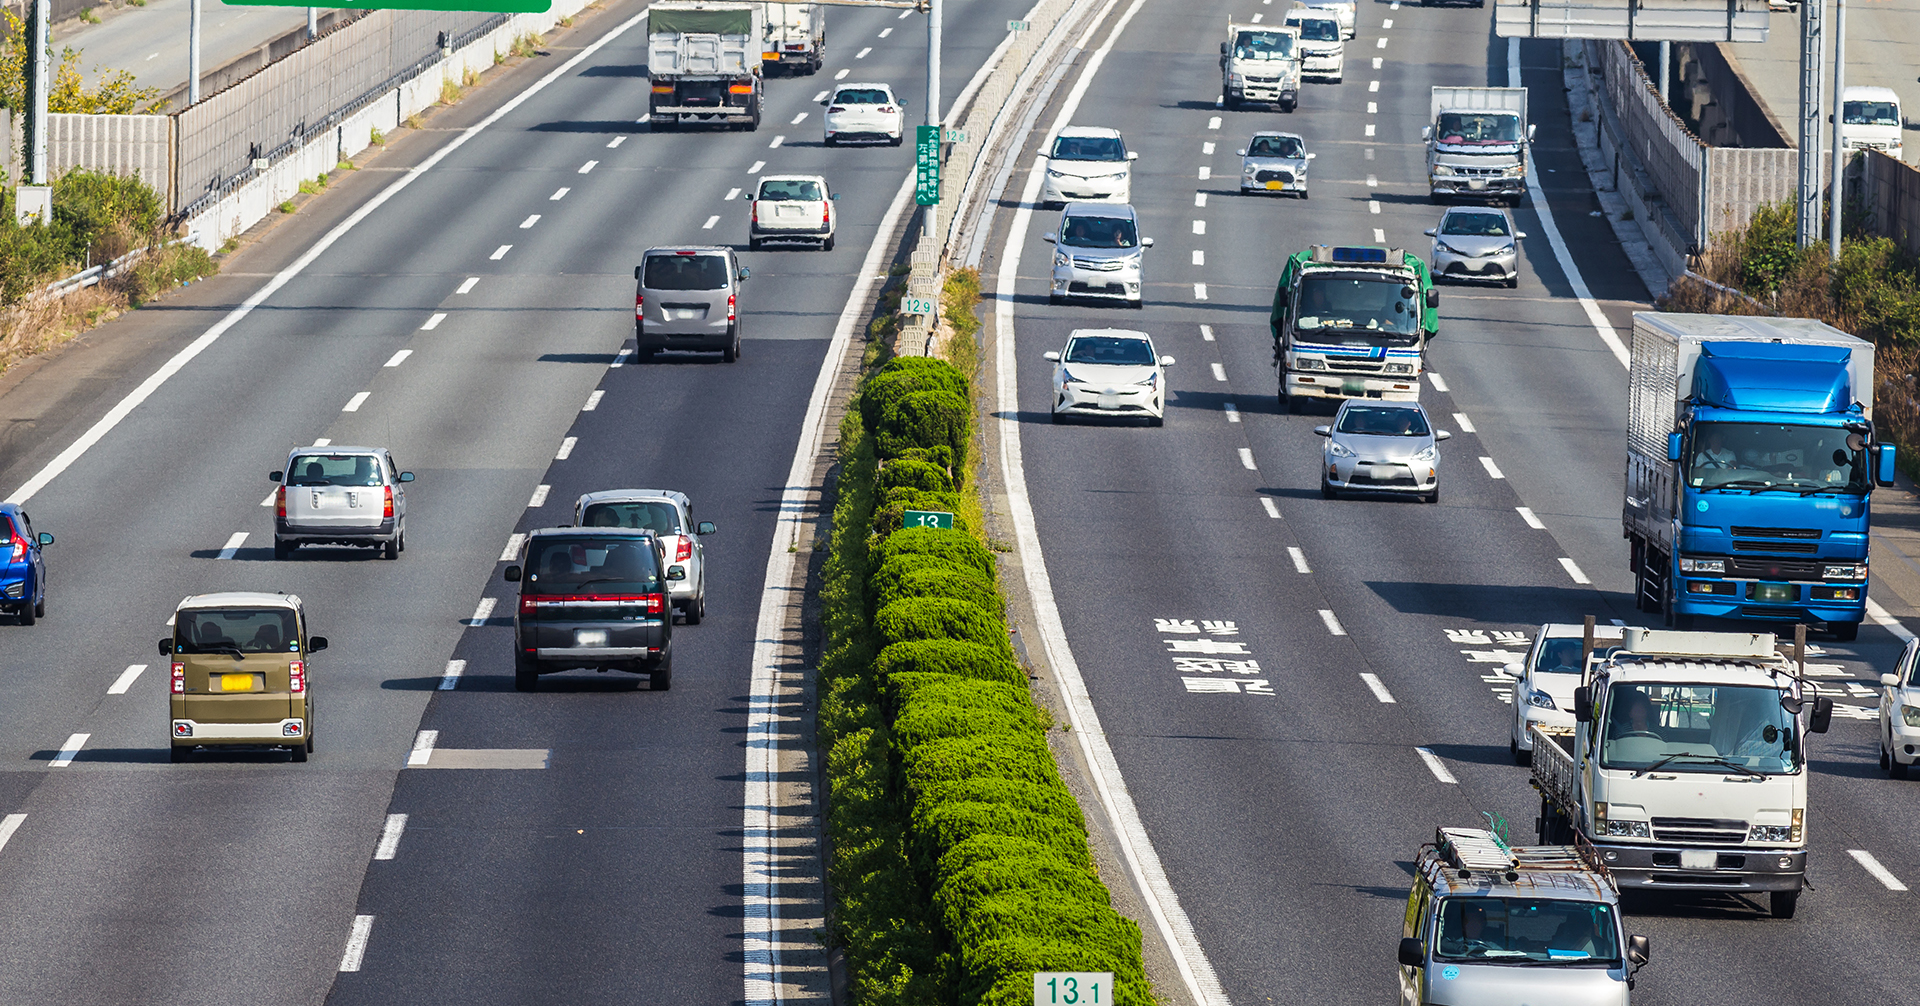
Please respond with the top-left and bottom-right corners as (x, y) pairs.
(1840, 86), (1903, 161)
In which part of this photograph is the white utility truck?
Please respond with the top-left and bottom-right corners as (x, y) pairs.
(1840, 86), (1903, 161)
(1220, 20), (1301, 111)
(759, 2), (824, 76)
(1424, 86), (1533, 204)
(1531, 623), (1832, 918)
(649, 2), (765, 131)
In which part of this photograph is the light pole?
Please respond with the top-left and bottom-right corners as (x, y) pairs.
(307, 7), (317, 40)
(925, 0), (942, 241)
(1795, 0), (1826, 248)
(1827, 0), (1845, 259)
(26, 0), (47, 186)
(188, 0), (203, 104)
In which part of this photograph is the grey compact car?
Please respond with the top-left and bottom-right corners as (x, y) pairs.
(271, 446), (413, 559)
(1426, 205), (1526, 287)
(634, 246), (750, 362)
(504, 528), (672, 691)
(1315, 399), (1450, 503)
(1043, 202), (1153, 307)
(1239, 132), (1315, 198)
(574, 489), (716, 623)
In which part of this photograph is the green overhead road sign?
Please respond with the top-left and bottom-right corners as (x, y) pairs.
(902, 510), (954, 530)
(915, 125), (941, 206)
(226, 0), (551, 10)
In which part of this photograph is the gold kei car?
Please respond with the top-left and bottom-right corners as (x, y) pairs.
(163, 592), (325, 763)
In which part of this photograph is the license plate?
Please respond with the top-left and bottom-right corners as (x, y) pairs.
(1265, 180), (1287, 190)
(673, 309), (701, 319)
(1342, 378), (1368, 394)
(1679, 850), (1717, 870)
(1754, 583), (1794, 602)
(574, 629), (610, 647)
(220, 673), (254, 692)
(776, 205), (802, 216)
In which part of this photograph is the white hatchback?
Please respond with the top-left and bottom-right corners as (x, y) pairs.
(1044, 328), (1173, 426)
(1507, 622), (1625, 764)
(1040, 126), (1137, 206)
(822, 82), (905, 146)
(749, 174), (836, 251)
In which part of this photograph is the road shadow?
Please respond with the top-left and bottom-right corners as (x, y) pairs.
(1422, 742), (1515, 767)
(381, 676), (445, 691)
(1617, 889), (1770, 921)
(1169, 389), (1283, 415)
(579, 64), (648, 77)
(30, 747), (170, 764)
(539, 352), (622, 364)
(1364, 581), (1611, 620)
(529, 120), (640, 133)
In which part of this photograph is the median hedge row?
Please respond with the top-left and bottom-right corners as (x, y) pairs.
(819, 353), (1149, 1005)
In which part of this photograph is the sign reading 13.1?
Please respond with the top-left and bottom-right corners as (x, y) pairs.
(1034, 972), (1111, 1005)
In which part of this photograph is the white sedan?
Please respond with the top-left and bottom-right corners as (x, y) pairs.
(1044, 328), (1172, 426)
(822, 82), (905, 146)
(1508, 622), (1624, 764)
(1880, 637), (1920, 777)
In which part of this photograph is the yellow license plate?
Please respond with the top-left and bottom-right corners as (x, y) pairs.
(1265, 180), (1287, 190)
(220, 673), (254, 692)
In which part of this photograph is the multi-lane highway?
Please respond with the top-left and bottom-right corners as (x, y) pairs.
(0, 0), (1026, 1002)
(985, 0), (1920, 1003)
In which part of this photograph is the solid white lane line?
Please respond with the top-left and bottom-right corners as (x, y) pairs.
(467, 597), (497, 627)
(1559, 557), (1592, 584)
(703, 215), (720, 229)
(490, 245), (511, 260)
(1288, 546), (1310, 573)
(1479, 456), (1505, 479)
(1260, 497), (1281, 518)
(1193, 283), (1208, 300)
(439, 660), (466, 691)
(791, 112), (808, 124)
(1222, 402), (1240, 422)
(1196, 167), (1210, 181)
(1319, 609), (1347, 636)
(1201, 140), (1215, 154)
(374, 814), (409, 859)
(607, 135), (626, 148)
(407, 730), (438, 767)
(338, 915), (375, 972)
(855, 46), (871, 57)
(1516, 506), (1546, 530)
(1867, 599), (1915, 643)
(556, 437), (576, 459)
(217, 532), (248, 559)
(1361, 673), (1396, 703)
(834, 68), (849, 79)
(108, 664), (147, 695)
(50, 733), (89, 768)
(342, 392), (370, 412)
(1211, 362), (1227, 382)
(1238, 448), (1257, 470)
(1194, 192), (1207, 207)
(550, 187), (569, 200)
(457, 276), (479, 293)
(519, 214), (540, 228)
(1192, 249), (1204, 266)
(769, 135), (785, 148)
(583, 390), (604, 411)
(578, 160), (598, 173)
(384, 350), (411, 367)
(499, 533), (525, 562)
(0, 814), (25, 854)
(528, 484), (550, 507)
(748, 160), (765, 173)
(1415, 747), (1458, 783)
(1451, 411), (1475, 432)
(421, 313), (446, 330)
(1199, 324), (1214, 341)
(725, 187), (741, 200)
(1850, 849), (1910, 891)
(1208, 115), (1221, 129)
(1508, 37), (1628, 368)
(1427, 372), (1449, 392)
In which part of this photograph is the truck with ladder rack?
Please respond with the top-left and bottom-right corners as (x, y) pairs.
(1269, 244), (1438, 412)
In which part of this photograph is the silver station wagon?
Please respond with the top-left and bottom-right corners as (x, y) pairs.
(271, 447), (412, 560)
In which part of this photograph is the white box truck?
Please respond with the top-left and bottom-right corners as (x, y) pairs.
(759, 2), (824, 76)
(649, 2), (765, 131)
(1424, 86), (1532, 204)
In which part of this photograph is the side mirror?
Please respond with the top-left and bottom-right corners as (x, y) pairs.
(158, 638), (173, 656)
(1424, 289), (1439, 309)
(504, 565), (523, 582)
(308, 636), (328, 653)
(1126, 151), (1139, 161)
(1435, 430), (1451, 441)
(1810, 696), (1834, 733)
(270, 471), (283, 482)
(1667, 432), (1684, 463)
(1421, 126), (1432, 141)
(1042, 232), (1056, 243)
(35, 532), (52, 545)
(830, 192), (840, 200)
(1142, 237), (1155, 247)
(1515, 231), (1528, 239)
(696, 521), (717, 535)
(634, 265), (644, 280)
(1883, 672), (1901, 687)
(1313, 425), (1332, 437)
(666, 567), (687, 580)
(1503, 662), (1522, 678)
(1397, 937), (1424, 968)
(899, 98), (908, 106)
(1528, 123), (1537, 140)
(1306, 152), (1317, 160)
(1627, 934), (1650, 968)
(1573, 685), (1594, 723)
(1423, 228), (1436, 237)
(1159, 355), (1176, 366)
(1236, 148), (1248, 156)
(1874, 443), (1897, 486)
(398, 472), (415, 483)
(1043, 351), (1061, 362)
(1220, 41), (1228, 53)
(738, 266), (751, 280)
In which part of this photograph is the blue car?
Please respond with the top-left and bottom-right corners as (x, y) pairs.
(1, 504), (52, 625)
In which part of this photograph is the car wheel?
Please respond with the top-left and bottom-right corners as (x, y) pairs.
(382, 536), (399, 560)
(1882, 743), (1893, 771)
(289, 741), (308, 763)
(1049, 410), (1064, 424)
(684, 595), (703, 625)
(33, 595), (45, 619)
(823, 234), (836, 252)
(1510, 738), (1532, 766)
(1505, 273), (1519, 289)
(17, 600), (33, 626)
(1148, 414), (1164, 428)
(1770, 890), (1799, 919)
(1048, 293), (1063, 305)
(1892, 751), (1910, 780)
(1321, 478), (1338, 500)
(634, 346), (655, 363)
(650, 653), (673, 691)
(170, 745), (190, 763)
(824, 136), (836, 147)
(273, 538), (291, 561)
(1424, 487), (1439, 504)
(514, 657), (539, 692)
(889, 134), (903, 147)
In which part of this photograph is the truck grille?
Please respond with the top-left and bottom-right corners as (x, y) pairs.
(1651, 817), (1747, 845)
(1326, 360), (1385, 374)
(1731, 526), (1821, 539)
(1732, 540), (1819, 553)
(1727, 557), (1823, 579)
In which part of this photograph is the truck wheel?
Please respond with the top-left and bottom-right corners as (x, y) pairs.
(1510, 738), (1531, 766)
(1770, 890), (1799, 919)
(1830, 620), (1860, 642)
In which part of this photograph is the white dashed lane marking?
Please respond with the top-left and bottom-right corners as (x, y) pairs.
(606, 136), (626, 148)
(467, 598), (497, 627)
(1451, 411), (1474, 432)
(1238, 448), (1257, 470)
(490, 245), (511, 260)
(1192, 249), (1204, 265)
(769, 135), (785, 148)
(1478, 457), (1505, 479)
(407, 730), (438, 767)
(1193, 283), (1208, 300)
(1372, 56), (1383, 68)
(51, 733), (89, 768)
(457, 277), (479, 293)
(583, 390), (604, 411)
(702, 215), (720, 229)
(374, 814), (409, 859)
(1197, 166), (1210, 180)
(1201, 141), (1215, 154)
(791, 112), (807, 124)
(384, 350), (411, 368)
(1208, 115), (1221, 129)
(1427, 372), (1450, 392)
(856, 46), (871, 57)
(1558, 558), (1592, 584)
(338, 916), (375, 972)
(1373, 228), (1385, 243)
(1361, 673), (1396, 703)
(1211, 363), (1227, 382)
(343, 392), (370, 412)
(1850, 849), (1910, 891)
(1287, 547), (1310, 572)
(519, 214), (540, 228)
(1194, 192), (1207, 207)
(217, 532), (248, 559)
(835, 68), (849, 79)
(1192, 219), (1206, 233)
(1319, 609), (1346, 636)
(439, 660), (466, 691)
(748, 160), (765, 173)
(1199, 324), (1215, 341)
(578, 160), (598, 173)
(549, 187), (569, 200)
(499, 533), (525, 561)
(556, 437), (577, 460)
(108, 664), (147, 694)
(1364, 124), (1376, 138)
(421, 313), (445, 330)
(1415, 747), (1458, 784)
(528, 484), (550, 507)
(0, 814), (25, 854)
(1261, 497), (1282, 518)
(1222, 402), (1240, 422)
(1516, 507), (1546, 530)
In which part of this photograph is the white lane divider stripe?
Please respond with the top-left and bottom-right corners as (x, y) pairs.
(549, 187), (569, 201)
(0, 813), (25, 854)
(791, 112), (808, 124)
(583, 389), (605, 411)
(1415, 747), (1458, 783)
(1559, 557), (1592, 584)
(528, 484), (550, 508)
(1373, 228), (1385, 243)
(1319, 609), (1346, 636)
(519, 214), (540, 229)
(51, 733), (89, 768)
(439, 660), (466, 691)
(1364, 124), (1376, 137)
(1516, 507), (1546, 530)
(499, 533), (525, 562)
(1452, 411), (1475, 433)
(1193, 283), (1208, 300)
(1261, 497), (1281, 519)
(260, 491), (276, 507)
(374, 814), (409, 860)
(407, 730), (438, 767)
(1208, 115), (1221, 129)
(421, 313), (445, 330)
(1375, 36), (1387, 47)
(725, 187), (741, 200)
(556, 437), (577, 460)
(1199, 324), (1214, 341)
(748, 160), (765, 173)
(1360, 673), (1396, 703)
(855, 46), (871, 57)
(1849, 849), (1910, 891)
(1222, 402), (1240, 422)
(610, 347), (633, 368)
(217, 532), (247, 559)
(769, 135), (785, 148)
(467, 597), (497, 627)
(1372, 56), (1382, 68)
(1288, 547), (1310, 573)
(108, 664), (147, 695)
(384, 350), (412, 367)
(342, 392), (371, 412)
(1867, 599), (1914, 643)
(702, 215), (720, 229)
(1192, 249), (1204, 266)
(1479, 456), (1505, 479)
(1427, 372), (1449, 392)
(1368, 200), (1381, 214)
(578, 160), (598, 173)
(606, 135), (626, 148)
(490, 245), (511, 260)
(1196, 167), (1210, 181)
(812, 90), (828, 102)
(338, 915), (375, 971)
(834, 68), (849, 79)
(1238, 448), (1257, 470)
(1192, 218), (1206, 233)
(1194, 191), (1207, 207)
(457, 276), (479, 293)
(1211, 363), (1227, 382)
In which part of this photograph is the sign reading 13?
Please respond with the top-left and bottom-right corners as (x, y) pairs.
(1033, 972), (1112, 1005)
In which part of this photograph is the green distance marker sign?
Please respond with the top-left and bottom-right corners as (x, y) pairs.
(903, 510), (954, 530)
(224, 0), (552, 13)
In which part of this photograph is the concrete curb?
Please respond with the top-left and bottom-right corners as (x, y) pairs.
(1561, 40), (1675, 301)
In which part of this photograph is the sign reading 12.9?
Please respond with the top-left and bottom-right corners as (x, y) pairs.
(1034, 972), (1111, 1005)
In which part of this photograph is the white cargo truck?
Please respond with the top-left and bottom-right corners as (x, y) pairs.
(1531, 623), (1833, 918)
(1424, 86), (1532, 204)
(759, 2), (824, 76)
(649, 2), (765, 131)
(1219, 20), (1301, 111)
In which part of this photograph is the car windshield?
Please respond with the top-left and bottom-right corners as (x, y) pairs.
(1063, 336), (1155, 366)
(286, 454), (381, 487)
(1247, 135), (1304, 158)
(1600, 682), (1799, 774)
(1050, 135), (1126, 161)
(1534, 638), (1588, 674)
(1336, 406), (1430, 436)
(175, 609), (300, 654)
(581, 501), (682, 534)
(1685, 421), (1868, 494)
(1293, 275), (1421, 342)
(1233, 29), (1295, 59)
(758, 179), (823, 201)
(525, 538), (661, 594)
(834, 88), (891, 104)
(1843, 100), (1899, 126)
(1285, 16), (1339, 39)
(1442, 211), (1511, 237)
(1435, 111), (1523, 144)
(1434, 897), (1621, 965)
(643, 254), (729, 291)
(1059, 215), (1138, 248)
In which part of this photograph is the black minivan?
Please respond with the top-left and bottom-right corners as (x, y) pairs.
(504, 528), (673, 691)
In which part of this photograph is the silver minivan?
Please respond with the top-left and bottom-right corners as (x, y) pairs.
(574, 489), (716, 623)
(635, 246), (750, 362)
(1042, 202), (1153, 308)
(271, 447), (412, 559)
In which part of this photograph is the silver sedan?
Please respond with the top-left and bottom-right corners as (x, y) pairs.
(1426, 205), (1526, 288)
(1315, 400), (1450, 503)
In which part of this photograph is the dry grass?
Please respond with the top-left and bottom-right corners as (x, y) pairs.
(0, 244), (215, 378)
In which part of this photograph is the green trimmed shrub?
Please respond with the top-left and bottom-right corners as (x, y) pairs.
(875, 597), (1009, 653)
(871, 554), (993, 608)
(890, 679), (1041, 751)
(918, 777), (1087, 839)
(861, 356), (971, 431)
(879, 527), (996, 580)
(870, 488), (967, 540)
(876, 388), (970, 467)
(904, 732), (1059, 789)
(914, 800), (1092, 869)
(968, 925), (1152, 1006)
(879, 457), (952, 493)
(883, 565), (1001, 613)
(894, 444), (956, 473)
(874, 640), (1022, 688)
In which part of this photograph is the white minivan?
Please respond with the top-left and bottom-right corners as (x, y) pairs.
(1840, 85), (1903, 161)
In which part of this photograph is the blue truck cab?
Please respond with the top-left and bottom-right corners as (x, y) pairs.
(1624, 314), (1895, 640)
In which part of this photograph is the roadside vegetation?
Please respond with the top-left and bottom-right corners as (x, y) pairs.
(0, 11), (165, 113)
(1664, 200), (1920, 478)
(817, 275), (1150, 1004)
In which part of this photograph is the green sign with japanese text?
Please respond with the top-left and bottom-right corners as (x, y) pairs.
(915, 125), (941, 206)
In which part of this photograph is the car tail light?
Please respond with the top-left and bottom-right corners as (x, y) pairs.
(641, 593), (665, 613)
(879, 106), (895, 113)
(635, 292), (644, 319)
(822, 202), (831, 226)
(6, 534), (22, 563)
(532, 593), (665, 613)
(727, 293), (736, 322)
(383, 485), (394, 519)
(521, 595), (538, 616)
(751, 202), (759, 225)
(828, 105), (846, 113)
(675, 537), (692, 562)
(289, 660), (305, 693)
(275, 486), (286, 519)
(172, 662), (186, 694)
